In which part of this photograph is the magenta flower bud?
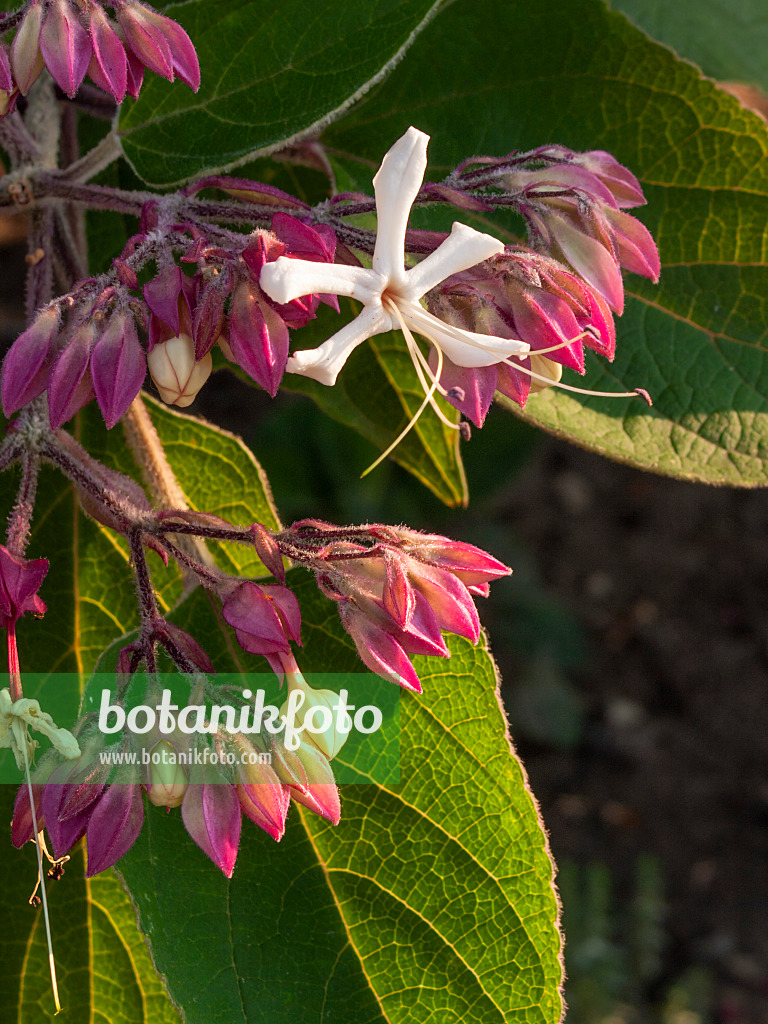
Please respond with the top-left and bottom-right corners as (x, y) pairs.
(139, 8), (199, 91)
(0, 43), (14, 93)
(221, 580), (292, 656)
(47, 320), (97, 429)
(250, 523), (285, 583)
(192, 271), (229, 360)
(0, 545), (48, 624)
(91, 311), (146, 428)
(124, 44), (144, 98)
(2, 307), (59, 416)
(42, 779), (91, 859)
(85, 780), (145, 876)
(12, 2), (45, 95)
(403, 532), (511, 587)
(229, 278), (289, 397)
(11, 782), (45, 847)
(117, 2), (173, 81)
(181, 775), (241, 877)
(143, 264), (185, 336)
(87, 3), (127, 102)
(40, 0), (92, 98)
(155, 621), (214, 673)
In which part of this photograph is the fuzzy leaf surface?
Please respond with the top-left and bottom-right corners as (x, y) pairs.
(114, 572), (562, 1023)
(118, 0), (443, 185)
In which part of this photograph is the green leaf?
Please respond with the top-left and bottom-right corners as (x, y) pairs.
(283, 302), (468, 506)
(118, 0), (444, 186)
(0, 785), (182, 1023)
(321, 0), (768, 485)
(609, 0), (768, 95)
(115, 571), (562, 1023)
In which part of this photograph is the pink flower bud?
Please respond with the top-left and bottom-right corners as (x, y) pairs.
(138, 7), (199, 91)
(192, 270), (230, 360)
(147, 740), (188, 808)
(11, 782), (45, 847)
(0, 544), (48, 624)
(233, 739), (289, 841)
(91, 311), (146, 428)
(1, 307), (59, 416)
(85, 780), (145, 876)
(12, 2), (45, 95)
(143, 264), (185, 335)
(147, 333), (212, 407)
(250, 523), (285, 582)
(117, 2), (173, 81)
(229, 278), (289, 397)
(181, 773), (241, 877)
(124, 43), (144, 98)
(279, 740), (340, 825)
(0, 43), (14, 93)
(40, 0), (92, 98)
(47, 320), (97, 429)
(87, 3), (127, 102)
(155, 621), (214, 673)
(220, 580), (292, 656)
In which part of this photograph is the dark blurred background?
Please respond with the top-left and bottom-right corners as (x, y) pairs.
(3, 219), (767, 1023)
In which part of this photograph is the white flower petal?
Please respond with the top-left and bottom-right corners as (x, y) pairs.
(403, 223), (505, 300)
(402, 303), (530, 368)
(260, 257), (381, 306)
(372, 127), (429, 286)
(286, 304), (392, 385)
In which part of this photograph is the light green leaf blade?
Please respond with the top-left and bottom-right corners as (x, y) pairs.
(0, 786), (182, 1023)
(321, 0), (768, 485)
(118, 0), (444, 186)
(115, 571), (562, 1023)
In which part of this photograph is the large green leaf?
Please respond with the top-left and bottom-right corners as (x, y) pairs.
(321, 0), (768, 485)
(115, 571), (562, 1023)
(609, 0), (768, 94)
(118, 0), (444, 186)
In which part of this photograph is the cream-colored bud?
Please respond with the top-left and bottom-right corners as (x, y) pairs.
(147, 740), (188, 808)
(528, 354), (563, 395)
(147, 333), (212, 407)
(278, 670), (350, 761)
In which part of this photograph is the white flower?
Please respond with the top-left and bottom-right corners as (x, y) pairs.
(259, 127), (531, 388)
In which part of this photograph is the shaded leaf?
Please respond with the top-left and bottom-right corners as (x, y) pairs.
(118, 0), (444, 185)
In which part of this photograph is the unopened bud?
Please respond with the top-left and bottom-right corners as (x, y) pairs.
(147, 740), (187, 808)
(147, 333), (212, 407)
(278, 669), (349, 760)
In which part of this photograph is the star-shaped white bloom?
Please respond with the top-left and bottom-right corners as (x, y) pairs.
(260, 127), (531, 388)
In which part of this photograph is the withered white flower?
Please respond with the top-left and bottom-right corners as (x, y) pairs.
(260, 127), (531, 389)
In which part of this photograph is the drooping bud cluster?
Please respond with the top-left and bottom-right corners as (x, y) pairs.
(0, 213), (340, 428)
(6, 0), (199, 106)
(277, 520), (510, 693)
(12, 683), (341, 878)
(426, 247), (618, 417)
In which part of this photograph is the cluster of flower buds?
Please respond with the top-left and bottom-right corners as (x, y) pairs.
(501, 146), (660, 313)
(277, 520), (510, 693)
(426, 246), (618, 417)
(0, 213), (340, 428)
(11, 680), (340, 877)
(5, 0), (199, 107)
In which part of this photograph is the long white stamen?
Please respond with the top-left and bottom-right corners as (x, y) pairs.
(13, 720), (62, 1014)
(506, 356), (650, 402)
(362, 336), (449, 478)
(523, 330), (591, 357)
(386, 299), (459, 430)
